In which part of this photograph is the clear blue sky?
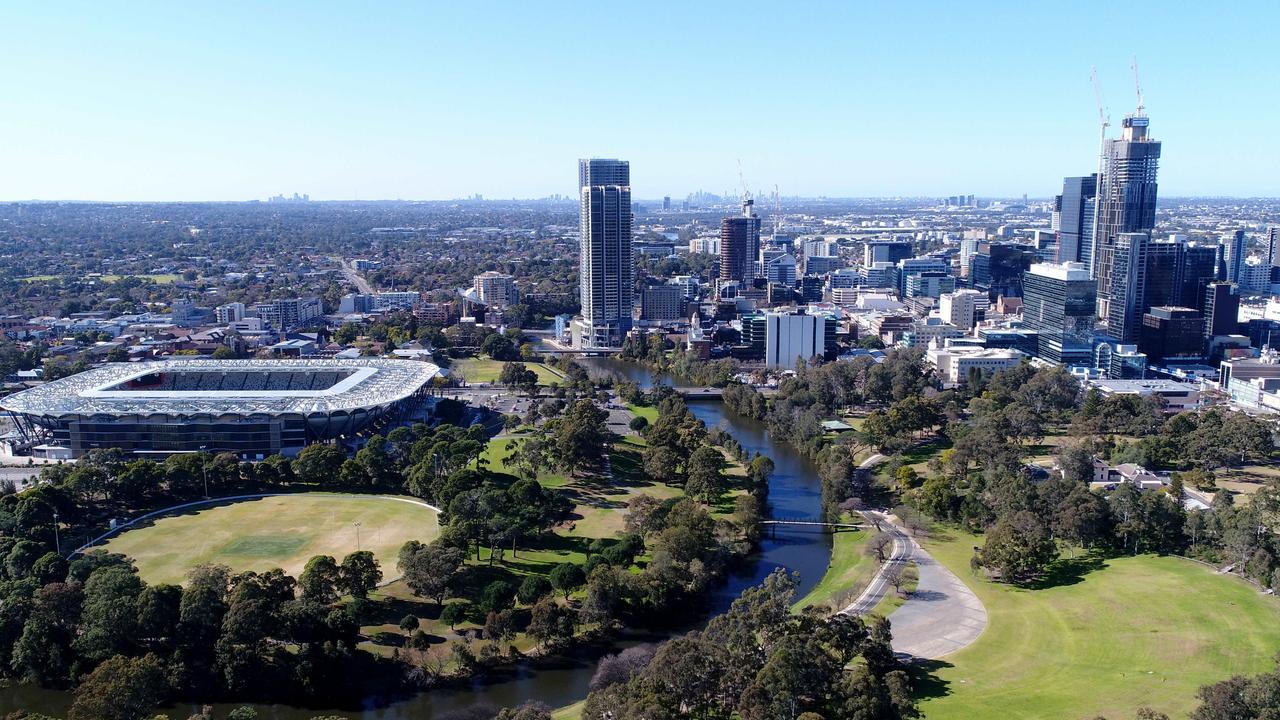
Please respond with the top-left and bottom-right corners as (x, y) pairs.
(2, 1), (1277, 201)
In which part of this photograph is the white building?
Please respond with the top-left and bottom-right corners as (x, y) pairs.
(215, 302), (246, 324)
(938, 289), (988, 331)
(765, 254), (798, 286)
(474, 271), (519, 308)
(765, 311), (833, 369)
(689, 236), (720, 255)
(376, 291), (422, 312)
(926, 344), (1026, 385)
(902, 318), (964, 348)
(1089, 378), (1201, 412)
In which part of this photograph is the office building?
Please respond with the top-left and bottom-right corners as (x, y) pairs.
(926, 344), (1026, 385)
(640, 284), (683, 322)
(1093, 112), (1161, 319)
(764, 254), (798, 286)
(1269, 227), (1280, 267)
(1139, 306), (1204, 362)
(1204, 282), (1241, 339)
(763, 310), (837, 369)
(1241, 257), (1272, 294)
(896, 256), (951, 297)
(864, 241), (913, 267)
(1022, 262), (1097, 365)
(1179, 245), (1220, 313)
(720, 199), (762, 286)
(938, 289), (988, 331)
(1106, 232), (1151, 343)
(905, 271), (956, 299)
(802, 239), (840, 257)
(474, 271), (519, 308)
(969, 243), (1035, 299)
(1221, 230), (1246, 284)
(1144, 240), (1183, 309)
(1054, 175), (1097, 265)
(803, 254), (842, 276)
(574, 158), (633, 348)
(858, 262), (897, 289)
(902, 318), (964, 348)
(670, 275), (699, 299)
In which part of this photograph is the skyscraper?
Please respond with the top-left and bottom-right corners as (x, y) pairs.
(1055, 175), (1097, 265)
(1178, 244), (1220, 313)
(573, 158), (633, 348)
(720, 199), (762, 288)
(1107, 232), (1151, 343)
(1143, 240), (1183, 308)
(1093, 113), (1161, 319)
(1220, 230), (1246, 284)
(1022, 262), (1097, 365)
(1268, 227), (1280, 267)
(1204, 282), (1240, 340)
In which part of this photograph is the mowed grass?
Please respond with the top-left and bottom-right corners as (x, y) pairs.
(915, 531), (1280, 720)
(102, 494), (440, 586)
(795, 528), (871, 611)
(453, 358), (565, 385)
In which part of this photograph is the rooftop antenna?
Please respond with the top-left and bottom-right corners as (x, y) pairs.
(1131, 55), (1145, 116)
(1089, 66), (1110, 280)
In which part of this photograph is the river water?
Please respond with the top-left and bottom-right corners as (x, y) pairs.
(1, 359), (831, 719)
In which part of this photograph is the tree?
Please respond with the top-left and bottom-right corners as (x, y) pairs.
(685, 446), (725, 502)
(338, 551), (382, 599)
(293, 444), (346, 485)
(517, 575), (553, 605)
(980, 511), (1058, 582)
(399, 614), (420, 635)
(480, 580), (517, 613)
(867, 532), (895, 564)
(400, 541), (464, 605)
(440, 601), (469, 630)
(643, 445), (681, 485)
(549, 562), (586, 600)
(75, 565), (144, 662)
(69, 653), (168, 720)
(299, 555), (342, 605)
(552, 400), (611, 475)
(527, 597), (576, 649)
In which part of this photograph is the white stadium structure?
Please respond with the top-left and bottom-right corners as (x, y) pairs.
(0, 358), (443, 459)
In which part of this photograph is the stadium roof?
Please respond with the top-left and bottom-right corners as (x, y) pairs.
(0, 358), (442, 417)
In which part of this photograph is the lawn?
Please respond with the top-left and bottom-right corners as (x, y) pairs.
(627, 403), (659, 424)
(100, 494), (440, 586)
(794, 528), (872, 611)
(914, 531), (1280, 719)
(453, 358), (565, 385)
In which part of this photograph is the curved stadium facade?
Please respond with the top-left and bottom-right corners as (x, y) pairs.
(0, 358), (442, 459)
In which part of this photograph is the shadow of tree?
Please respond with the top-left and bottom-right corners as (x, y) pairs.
(1018, 552), (1109, 590)
(905, 657), (955, 701)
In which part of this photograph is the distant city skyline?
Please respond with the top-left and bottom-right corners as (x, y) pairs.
(3, 2), (1279, 201)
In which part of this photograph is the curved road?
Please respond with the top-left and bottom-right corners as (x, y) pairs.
(839, 453), (989, 660)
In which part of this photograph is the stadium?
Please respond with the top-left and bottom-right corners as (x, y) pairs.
(0, 358), (443, 459)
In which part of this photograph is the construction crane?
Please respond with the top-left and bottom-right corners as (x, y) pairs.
(1088, 66), (1110, 278)
(1131, 55), (1145, 116)
(736, 159), (753, 217)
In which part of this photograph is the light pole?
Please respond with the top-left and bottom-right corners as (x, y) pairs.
(199, 445), (209, 499)
(52, 510), (60, 556)
(354, 521), (362, 552)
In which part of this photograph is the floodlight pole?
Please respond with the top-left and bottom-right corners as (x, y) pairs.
(354, 521), (362, 552)
(52, 510), (60, 555)
(199, 445), (209, 499)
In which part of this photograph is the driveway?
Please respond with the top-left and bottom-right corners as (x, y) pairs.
(843, 451), (989, 659)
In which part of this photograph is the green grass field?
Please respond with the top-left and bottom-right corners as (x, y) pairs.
(21, 273), (181, 284)
(795, 528), (871, 611)
(101, 494), (440, 586)
(916, 532), (1280, 719)
(453, 358), (565, 385)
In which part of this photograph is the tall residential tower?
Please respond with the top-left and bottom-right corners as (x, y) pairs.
(573, 158), (633, 348)
(719, 199), (761, 289)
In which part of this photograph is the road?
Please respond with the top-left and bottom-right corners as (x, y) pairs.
(335, 256), (374, 294)
(838, 451), (989, 660)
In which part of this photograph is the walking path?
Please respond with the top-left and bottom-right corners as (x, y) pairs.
(838, 452), (989, 660)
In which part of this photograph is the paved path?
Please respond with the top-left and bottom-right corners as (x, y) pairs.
(839, 451), (989, 659)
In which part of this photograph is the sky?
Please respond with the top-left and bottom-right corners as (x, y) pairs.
(2, 1), (1278, 201)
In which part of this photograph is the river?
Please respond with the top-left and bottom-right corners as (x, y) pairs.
(1, 359), (831, 719)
